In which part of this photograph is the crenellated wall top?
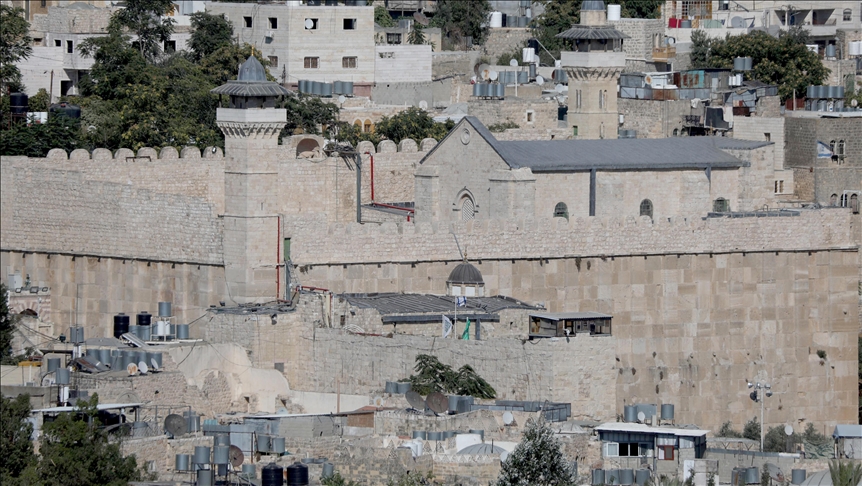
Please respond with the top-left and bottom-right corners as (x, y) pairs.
(37, 146), (225, 162)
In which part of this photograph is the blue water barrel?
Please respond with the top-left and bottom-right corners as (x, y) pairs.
(272, 437), (286, 454)
(322, 83), (333, 97)
(342, 81), (353, 95)
(175, 453), (191, 471)
(619, 469), (634, 485)
(385, 381), (398, 393)
(746, 467), (760, 484)
(193, 446), (211, 464)
(214, 434), (230, 446)
(396, 382), (411, 394)
(412, 430), (427, 440)
(333, 81), (343, 94)
(242, 464), (256, 479)
(258, 434), (271, 452)
(791, 470), (806, 485)
(197, 469), (214, 486)
(636, 469), (650, 485)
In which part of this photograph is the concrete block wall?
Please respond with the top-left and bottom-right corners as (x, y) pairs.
(482, 27), (532, 62)
(375, 45), (432, 83)
(618, 98), (692, 139)
(468, 97), (559, 131)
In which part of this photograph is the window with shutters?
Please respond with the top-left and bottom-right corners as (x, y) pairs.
(461, 197), (475, 221)
(554, 202), (569, 220)
(640, 199), (653, 218)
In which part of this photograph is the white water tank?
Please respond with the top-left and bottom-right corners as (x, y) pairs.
(490, 12), (503, 28)
(850, 41), (862, 57)
(608, 4), (622, 21)
(522, 47), (535, 63)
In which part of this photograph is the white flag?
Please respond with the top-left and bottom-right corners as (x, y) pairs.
(442, 315), (453, 338)
(457, 296), (467, 307)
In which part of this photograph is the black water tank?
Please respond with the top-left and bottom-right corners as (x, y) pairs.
(558, 106), (568, 121)
(49, 102), (81, 119)
(528, 38), (540, 52)
(286, 463), (308, 486)
(10, 93), (28, 115)
(262, 463), (284, 486)
(113, 313), (130, 338)
(136, 312), (152, 326)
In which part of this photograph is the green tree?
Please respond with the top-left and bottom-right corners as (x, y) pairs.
(716, 421), (742, 438)
(742, 417), (761, 442)
(78, 26), (150, 101)
(373, 107), (454, 145)
(28, 89), (50, 112)
(431, 0), (492, 47)
(322, 472), (360, 486)
(0, 283), (19, 363)
(0, 5), (32, 94)
(0, 394), (35, 486)
(763, 425), (788, 453)
(829, 460), (862, 486)
(188, 11), (234, 62)
(408, 22), (427, 45)
(112, 0), (176, 61)
(279, 93), (339, 139)
(29, 395), (143, 486)
(374, 5), (396, 28)
(531, 0), (581, 65)
(0, 114), (83, 157)
(698, 29), (828, 100)
(404, 354), (496, 399)
(690, 30), (712, 69)
(496, 417), (575, 486)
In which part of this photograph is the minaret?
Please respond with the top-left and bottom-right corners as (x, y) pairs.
(212, 57), (290, 303)
(558, 0), (627, 139)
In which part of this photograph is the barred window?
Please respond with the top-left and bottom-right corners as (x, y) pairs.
(461, 197), (475, 221)
(713, 198), (729, 212)
(640, 199), (653, 218)
(554, 202), (569, 220)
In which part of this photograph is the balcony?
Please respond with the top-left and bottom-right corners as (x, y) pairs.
(652, 46), (677, 62)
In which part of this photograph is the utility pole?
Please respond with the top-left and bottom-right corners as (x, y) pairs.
(747, 379), (773, 451)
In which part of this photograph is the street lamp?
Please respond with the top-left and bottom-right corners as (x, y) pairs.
(747, 380), (773, 451)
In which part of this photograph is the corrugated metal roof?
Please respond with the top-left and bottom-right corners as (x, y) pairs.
(210, 81), (292, 97)
(342, 293), (537, 316)
(556, 26), (629, 40)
(530, 312), (612, 320)
(834, 424), (862, 438)
(448, 117), (765, 172)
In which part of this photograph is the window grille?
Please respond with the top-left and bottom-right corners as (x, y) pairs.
(640, 199), (653, 218)
(554, 202), (569, 220)
(461, 198), (475, 221)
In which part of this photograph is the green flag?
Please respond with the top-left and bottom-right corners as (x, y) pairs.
(461, 318), (470, 340)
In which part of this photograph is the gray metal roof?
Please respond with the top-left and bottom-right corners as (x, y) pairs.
(443, 117), (762, 172)
(530, 312), (612, 321)
(834, 424), (862, 438)
(211, 56), (291, 97)
(447, 262), (484, 284)
(342, 293), (537, 322)
(556, 26), (629, 40)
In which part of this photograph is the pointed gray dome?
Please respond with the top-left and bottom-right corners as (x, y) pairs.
(447, 262), (483, 285)
(458, 443), (506, 455)
(238, 56), (267, 82)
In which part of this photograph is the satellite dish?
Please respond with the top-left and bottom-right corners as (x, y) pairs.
(304, 18), (314, 29)
(637, 411), (646, 422)
(503, 411), (514, 425)
(41, 372), (56, 387)
(481, 69), (490, 81)
(852, 99), (859, 107)
(164, 414), (186, 438)
(784, 425), (794, 436)
(731, 16), (745, 28)
(127, 363), (138, 375)
(489, 71), (498, 81)
(535, 75), (544, 85)
(501, 451), (509, 462)
(555, 84), (565, 93)
(406, 390), (426, 411)
(427, 392), (448, 414)
(138, 361), (148, 375)
(150, 357), (160, 371)
(533, 54), (540, 64)
(509, 59), (518, 67)
(645, 75), (653, 85)
(414, 11), (430, 26)
(229, 445), (244, 467)
(419, 100), (428, 109)
(338, 95), (346, 104)
(373, 396), (385, 407)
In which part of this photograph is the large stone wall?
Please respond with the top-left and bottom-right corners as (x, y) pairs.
(481, 27), (531, 62)
(786, 117), (862, 169)
(468, 97), (560, 131)
(0, 147), (225, 264)
(618, 98), (692, 139)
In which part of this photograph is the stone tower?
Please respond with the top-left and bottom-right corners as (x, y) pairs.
(558, 0), (627, 139)
(212, 57), (290, 303)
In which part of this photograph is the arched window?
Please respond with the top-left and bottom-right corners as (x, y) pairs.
(461, 196), (475, 221)
(844, 9), (852, 21)
(852, 194), (859, 214)
(837, 139), (845, 158)
(831, 193), (839, 206)
(841, 193), (849, 207)
(364, 119), (373, 133)
(713, 198), (729, 212)
(598, 90), (604, 110)
(672, 128), (679, 137)
(554, 202), (569, 220)
(640, 199), (653, 218)
(830, 140), (836, 153)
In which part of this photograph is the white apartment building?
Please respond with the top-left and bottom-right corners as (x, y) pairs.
(207, 2), (376, 95)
